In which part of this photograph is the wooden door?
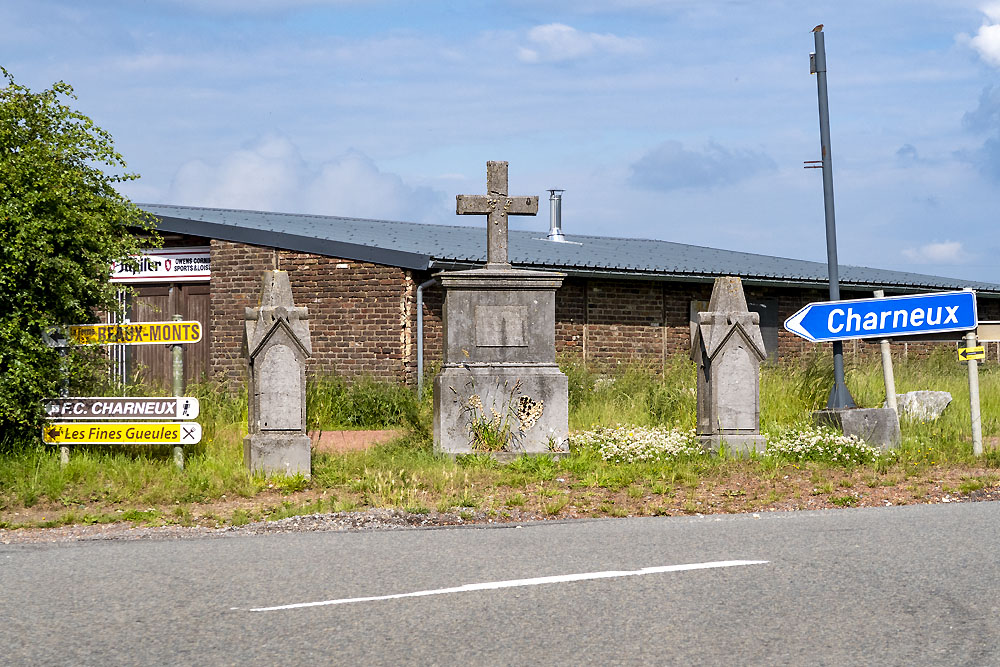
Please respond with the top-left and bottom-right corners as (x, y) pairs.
(128, 283), (211, 392)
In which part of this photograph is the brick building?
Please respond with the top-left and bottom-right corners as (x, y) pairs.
(128, 203), (1000, 389)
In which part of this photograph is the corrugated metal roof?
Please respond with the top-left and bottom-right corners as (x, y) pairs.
(141, 203), (1000, 295)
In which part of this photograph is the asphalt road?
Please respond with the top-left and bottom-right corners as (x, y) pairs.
(3, 502), (1000, 666)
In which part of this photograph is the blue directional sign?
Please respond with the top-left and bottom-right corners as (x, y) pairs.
(784, 290), (977, 343)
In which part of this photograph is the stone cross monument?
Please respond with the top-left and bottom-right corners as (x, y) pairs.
(433, 161), (569, 456)
(690, 276), (767, 455)
(456, 160), (539, 269)
(244, 270), (312, 477)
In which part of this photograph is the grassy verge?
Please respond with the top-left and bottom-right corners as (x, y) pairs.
(2, 355), (1000, 531)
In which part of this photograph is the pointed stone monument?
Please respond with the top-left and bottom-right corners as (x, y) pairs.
(690, 276), (767, 454)
(244, 270), (312, 477)
(433, 161), (569, 456)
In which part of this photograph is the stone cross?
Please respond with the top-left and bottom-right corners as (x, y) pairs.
(456, 161), (538, 269)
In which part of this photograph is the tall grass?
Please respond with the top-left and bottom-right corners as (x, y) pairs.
(3, 352), (999, 523)
(307, 375), (421, 430)
(564, 356), (697, 430)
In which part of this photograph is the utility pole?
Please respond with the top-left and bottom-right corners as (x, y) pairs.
(810, 25), (855, 410)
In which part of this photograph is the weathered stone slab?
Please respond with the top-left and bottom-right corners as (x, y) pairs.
(243, 270), (312, 477)
(813, 407), (901, 451)
(244, 433), (311, 476)
(890, 390), (952, 421)
(691, 276), (766, 455)
(434, 365), (568, 455)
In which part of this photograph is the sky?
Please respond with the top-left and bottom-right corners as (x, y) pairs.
(6, 1), (1000, 283)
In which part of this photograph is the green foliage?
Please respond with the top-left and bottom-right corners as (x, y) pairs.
(564, 357), (697, 430)
(0, 70), (157, 438)
(307, 375), (420, 430)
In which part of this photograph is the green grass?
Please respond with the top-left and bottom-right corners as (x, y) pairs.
(3, 352), (1000, 528)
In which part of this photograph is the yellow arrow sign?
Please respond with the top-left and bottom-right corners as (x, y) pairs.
(42, 422), (202, 445)
(67, 321), (202, 346)
(958, 346), (986, 361)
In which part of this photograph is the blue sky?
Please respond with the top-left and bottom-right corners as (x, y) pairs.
(6, 0), (1000, 283)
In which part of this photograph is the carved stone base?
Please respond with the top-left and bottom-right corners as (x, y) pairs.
(433, 364), (568, 455)
(698, 434), (766, 456)
(812, 407), (901, 451)
(244, 433), (311, 478)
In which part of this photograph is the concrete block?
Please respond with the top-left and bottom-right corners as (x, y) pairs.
(244, 434), (312, 478)
(698, 434), (766, 456)
(813, 407), (901, 451)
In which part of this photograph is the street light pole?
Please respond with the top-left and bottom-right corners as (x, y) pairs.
(811, 26), (855, 410)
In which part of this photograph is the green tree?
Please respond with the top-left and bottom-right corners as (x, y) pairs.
(0, 69), (157, 441)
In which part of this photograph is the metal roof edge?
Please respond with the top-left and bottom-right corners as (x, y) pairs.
(152, 216), (431, 271)
(427, 261), (1000, 296)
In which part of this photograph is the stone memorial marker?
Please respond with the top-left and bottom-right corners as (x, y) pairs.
(690, 276), (767, 454)
(244, 270), (312, 477)
(433, 161), (569, 456)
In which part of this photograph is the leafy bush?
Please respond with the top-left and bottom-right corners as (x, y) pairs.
(0, 70), (157, 440)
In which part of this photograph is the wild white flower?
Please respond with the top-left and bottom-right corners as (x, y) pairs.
(572, 425), (703, 463)
(766, 425), (882, 466)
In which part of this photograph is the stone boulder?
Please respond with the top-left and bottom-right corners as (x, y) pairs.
(889, 390), (952, 421)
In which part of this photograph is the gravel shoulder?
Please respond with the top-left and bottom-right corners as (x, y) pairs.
(4, 478), (1000, 545)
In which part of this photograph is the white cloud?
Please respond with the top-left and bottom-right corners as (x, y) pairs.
(517, 23), (642, 63)
(969, 4), (1000, 67)
(167, 135), (446, 222)
(902, 241), (965, 263)
(628, 140), (776, 192)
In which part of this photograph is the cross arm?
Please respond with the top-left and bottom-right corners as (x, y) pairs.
(456, 195), (539, 216)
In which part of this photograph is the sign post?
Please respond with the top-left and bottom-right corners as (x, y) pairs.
(172, 314), (185, 469)
(966, 331), (984, 457)
(809, 26), (853, 409)
(873, 290), (898, 415)
(67, 321), (202, 346)
(42, 423), (202, 446)
(44, 397), (200, 420)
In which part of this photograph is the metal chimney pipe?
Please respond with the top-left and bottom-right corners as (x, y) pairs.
(547, 189), (567, 242)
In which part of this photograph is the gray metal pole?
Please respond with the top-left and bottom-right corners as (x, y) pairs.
(966, 331), (983, 457)
(172, 314), (184, 470)
(812, 27), (855, 410)
(416, 278), (436, 399)
(59, 346), (70, 466)
(874, 290), (897, 414)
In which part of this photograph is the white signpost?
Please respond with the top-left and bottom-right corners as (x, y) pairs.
(44, 397), (200, 420)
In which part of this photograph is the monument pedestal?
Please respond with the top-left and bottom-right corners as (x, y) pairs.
(698, 434), (766, 455)
(813, 407), (900, 451)
(434, 364), (568, 455)
(243, 271), (313, 478)
(244, 433), (312, 476)
(691, 277), (768, 457)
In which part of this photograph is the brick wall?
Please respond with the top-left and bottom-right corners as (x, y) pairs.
(209, 241), (274, 387)
(210, 240), (412, 387)
(210, 239), (1000, 386)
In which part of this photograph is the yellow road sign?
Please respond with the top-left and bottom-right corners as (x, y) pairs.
(42, 422), (202, 445)
(68, 321), (202, 346)
(958, 346), (986, 361)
